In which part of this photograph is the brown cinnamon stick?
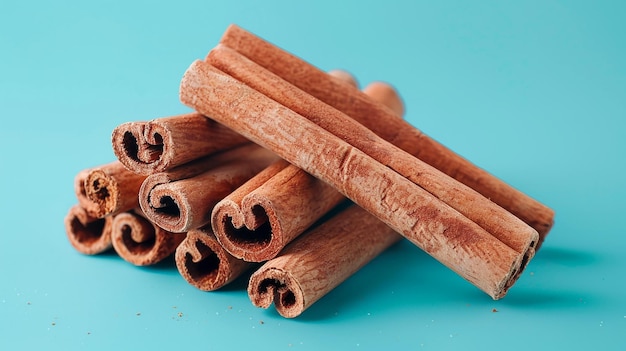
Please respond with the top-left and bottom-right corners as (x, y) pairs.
(110, 209), (185, 266)
(112, 112), (249, 175)
(64, 205), (113, 255)
(180, 60), (533, 298)
(206, 45), (537, 257)
(212, 159), (345, 261)
(212, 79), (403, 262)
(139, 144), (278, 233)
(175, 227), (253, 291)
(248, 205), (401, 318)
(82, 161), (146, 218)
(219, 24), (554, 245)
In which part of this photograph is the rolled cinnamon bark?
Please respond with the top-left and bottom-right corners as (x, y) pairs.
(180, 60), (533, 298)
(218, 24), (554, 245)
(112, 112), (249, 175)
(212, 159), (345, 261)
(111, 209), (185, 266)
(206, 45), (537, 257)
(139, 144), (278, 233)
(82, 161), (146, 218)
(248, 205), (402, 318)
(212, 79), (403, 262)
(175, 227), (253, 291)
(64, 204), (113, 255)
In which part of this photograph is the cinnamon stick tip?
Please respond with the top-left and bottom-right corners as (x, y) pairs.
(64, 205), (113, 255)
(175, 230), (240, 291)
(248, 267), (305, 318)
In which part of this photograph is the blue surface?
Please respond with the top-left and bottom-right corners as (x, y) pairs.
(1, 1), (625, 349)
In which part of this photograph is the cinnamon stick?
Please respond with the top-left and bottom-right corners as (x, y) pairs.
(82, 161), (146, 218)
(139, 144), (278, 233)
(218, 24), (554, 244)
(212, 159), (345, 261)
(175, 226), (253, 291)
(248, 205), (401, 318)
(212, 79), (403, 262)
(64, 205), (113, 255)
(112, 112), (249, 175)
(111, 209), (185, 266)
(180, 60), (533, 298)
(206, 45), (537, 257)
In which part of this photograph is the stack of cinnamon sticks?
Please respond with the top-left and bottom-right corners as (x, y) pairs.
(64, 24), (554, 318)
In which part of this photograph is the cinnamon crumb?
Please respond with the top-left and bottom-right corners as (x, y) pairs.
(492, 308), (498, 313)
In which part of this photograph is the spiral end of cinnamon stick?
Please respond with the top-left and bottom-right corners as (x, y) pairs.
(139, 176), (193, 233)
(111, 211), (183, 266)
(248, 267), (306, 318)
(112, 122), (169, 175)
(175, 228), (251, 291)
(212, 199), (279, 262)
(64, 205), (113, 255)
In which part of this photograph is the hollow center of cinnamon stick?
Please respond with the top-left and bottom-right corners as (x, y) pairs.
(184, 240), (221, 282)
(91, 179), (110, 202)
(153, 196), (181, 218)
(222, 209), (272, 250)
(122, 131), (164, 164)
(69, 216), (106, 244)
(121, 224), (156, 253)
(258, 278), (296, 308)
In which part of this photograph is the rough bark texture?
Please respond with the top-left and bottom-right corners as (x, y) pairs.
(180, 60), (531, 299)
(212, 77), (404, 262)
(206, 45), (538, 256)
(219, 24), (554, 246)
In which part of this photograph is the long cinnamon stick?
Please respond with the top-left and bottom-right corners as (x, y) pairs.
(112, 112), (249, 175)
(139, 144), (277, 233)
(82, 161), (146, 218)
(248, 205), (401, 318)
(64, 205), (113, 255)
(219, 24), (554, 244)
(111, 209), (185, 266)
(212, 79), (403, 262)
(206, 45), (537, 257)
(175, 227), (253, 291)
(180, 60), (532, 298)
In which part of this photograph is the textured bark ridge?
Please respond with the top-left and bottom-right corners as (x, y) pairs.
(111, 209), (185, 266)
(180, 60), (533, 299)
(211, 77), (404, 262)
(218, 24), (554, 246)
(139, 144), (278, 233)
(112, 112), (249, 175)
(248, 205), (401, 318)
(64, 204), (114, 255)
(206, 45), (538, 257)
(175, 227), (253, 291)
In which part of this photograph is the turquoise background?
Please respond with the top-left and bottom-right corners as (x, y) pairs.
(1, 0), (624, 349)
